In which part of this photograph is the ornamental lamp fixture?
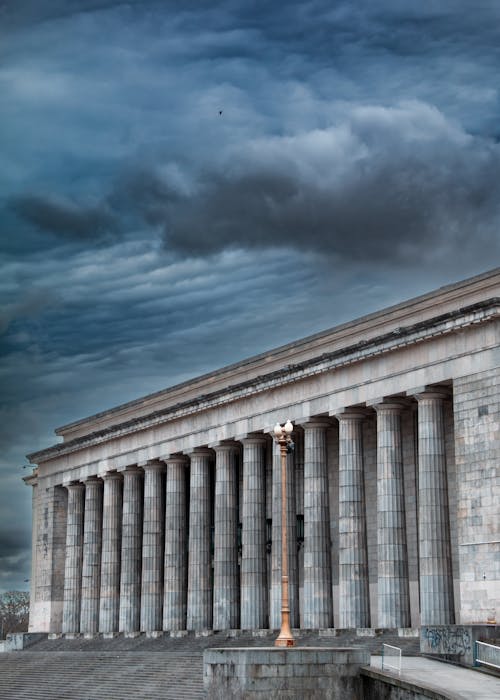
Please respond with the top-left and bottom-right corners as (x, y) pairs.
(273, 419), (296, 647)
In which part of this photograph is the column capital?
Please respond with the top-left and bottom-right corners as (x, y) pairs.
(213, 440), (240, 453)
(406, 385), (451, 401)
(300, 418), (332, 430)
(164, 454), (189, 468)
(64, 480), (85, 491)
(83, 475), (102, 486)
(241, 434), (268, 447)
(333, 407), (368, 422)
(185, 447), (214, 458)
(139, 459), (166, 472)
(99, 470), (123, 481)
(122, 465), (143, 476)
(369, 398), (407, 413)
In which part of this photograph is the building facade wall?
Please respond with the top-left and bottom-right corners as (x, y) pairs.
(24, 270), (500, 634)
(453, 366), (500, 623)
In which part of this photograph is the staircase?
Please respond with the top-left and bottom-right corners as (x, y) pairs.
(0, 629), (420, 699)
(0, 650), (204, 699)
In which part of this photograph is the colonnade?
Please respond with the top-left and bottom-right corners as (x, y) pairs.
(61, 390), (455, 635)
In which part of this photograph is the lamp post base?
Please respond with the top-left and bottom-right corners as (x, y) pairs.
(274, 636), (296, 647)
(274, 612), (296, 647)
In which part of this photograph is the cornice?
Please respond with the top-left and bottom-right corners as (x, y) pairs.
(23, 470), (38, 487)
(54, 267), (500, 440)
(27, 298), (499, 464)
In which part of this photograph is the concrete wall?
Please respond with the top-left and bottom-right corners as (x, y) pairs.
(362, 670), (454, 700)
(420, 624), (500, 667)
(204, 647), (369, 700)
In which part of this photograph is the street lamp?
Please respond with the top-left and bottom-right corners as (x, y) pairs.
(273, 419), (296, 647)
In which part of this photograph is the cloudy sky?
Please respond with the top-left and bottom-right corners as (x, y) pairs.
(1, 1), (500, 593)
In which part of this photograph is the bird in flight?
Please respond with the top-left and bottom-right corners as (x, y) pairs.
(219, 110), (223, 115)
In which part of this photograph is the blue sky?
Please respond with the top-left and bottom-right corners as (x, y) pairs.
(1, 1), (500, 592)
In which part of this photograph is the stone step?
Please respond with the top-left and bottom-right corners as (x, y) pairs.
(0, 652), (205, 700)
(23, 628), (420, 655)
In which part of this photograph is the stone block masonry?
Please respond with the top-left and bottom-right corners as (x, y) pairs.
(203, 647), (370, 699)
(453, 367), (500, 625)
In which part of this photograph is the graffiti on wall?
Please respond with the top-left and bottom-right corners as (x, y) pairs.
(422, 627), (472, 655)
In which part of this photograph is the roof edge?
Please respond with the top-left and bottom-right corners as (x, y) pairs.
(54, 266), (500, 436)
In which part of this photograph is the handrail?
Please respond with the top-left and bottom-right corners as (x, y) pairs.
(382, 643), (402, 676)
(474, 640), (500, 670)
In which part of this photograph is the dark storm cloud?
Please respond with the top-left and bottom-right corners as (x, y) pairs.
(157, 104), (500, 264)
(0, 288), (57, 335)
(9, 194), (115, 241)
(0, 547), (31, 591)
(0, 531), (29, 559)
(0, 469), (32, 591)
(0, 550), (31, 590)
(106, 169), (182, 227)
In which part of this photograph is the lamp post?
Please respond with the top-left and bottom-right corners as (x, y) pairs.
(273, 419), (296, 647)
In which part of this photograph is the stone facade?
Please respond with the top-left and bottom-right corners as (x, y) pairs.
(25, 269), (500, 634)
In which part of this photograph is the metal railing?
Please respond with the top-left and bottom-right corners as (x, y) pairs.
(382, 643), (402, 676)
(474, 641), (500, 670)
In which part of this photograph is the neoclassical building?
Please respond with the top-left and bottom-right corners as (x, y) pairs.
(25, 268), (499, 636)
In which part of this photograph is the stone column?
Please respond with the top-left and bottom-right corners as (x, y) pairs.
(99, 472), (123, 634)
(62, 482), (85, 634)
(140, 460), (166, 632)
(163, 455), (189, 631)
(270, 438), (298, 629)
(213, 443), (240, 630)
(241, 436), (268, 629)
(302, 420), (333, 628)
(373, 402), (410, 628)
(415, 391), (455, 625)
(337, 410), (370, 628)
(80, 477), (103, 634)
(119, 466), (143, 633)
(187, 448), (213, 631)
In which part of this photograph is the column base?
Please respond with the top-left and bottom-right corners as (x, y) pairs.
(145, 630), (163, 638)
(169, 630), (188, 638)
(195, 629), (214, 637)
(356, 628), (377, 637)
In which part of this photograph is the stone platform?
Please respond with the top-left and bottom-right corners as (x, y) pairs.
(203, 646), (370, 699)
